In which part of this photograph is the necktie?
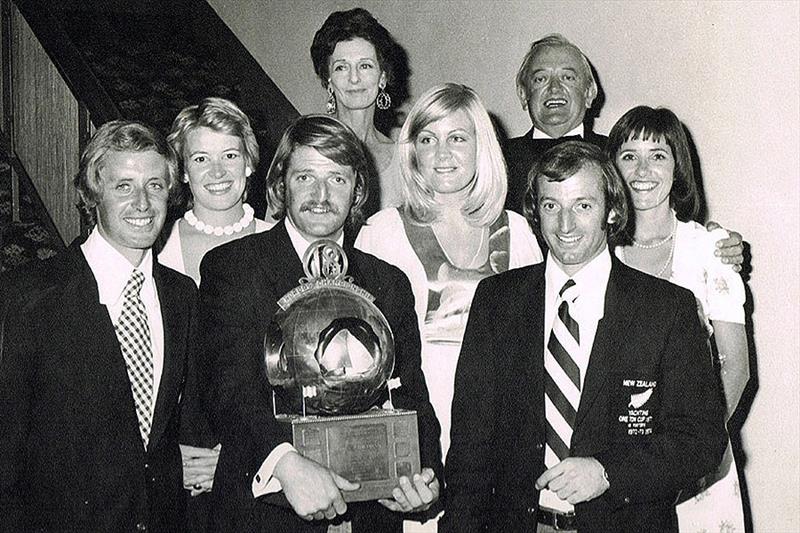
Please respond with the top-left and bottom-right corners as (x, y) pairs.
(544, 279), (581, 465)
(114, 270), (154, 448)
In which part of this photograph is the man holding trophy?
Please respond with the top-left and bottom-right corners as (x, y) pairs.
(198, 115), (441, 532)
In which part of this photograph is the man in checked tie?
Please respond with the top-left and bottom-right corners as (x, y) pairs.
(0, 121), (199, 532)
(442, 141), (727, 533)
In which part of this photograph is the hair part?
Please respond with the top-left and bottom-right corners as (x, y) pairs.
(397, 83), (506, 226)
(523, 140), (629, 245)
(266, 114), (371, 229)
(606, 105), (699, 222)
(515, 34), (597, 104)
(74, 120), (178, 225)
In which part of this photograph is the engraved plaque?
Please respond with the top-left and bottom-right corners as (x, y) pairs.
(280, 409), (421, 502)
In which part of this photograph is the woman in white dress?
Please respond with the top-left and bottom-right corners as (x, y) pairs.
(158, 98), (273, 525)
(607, 106), (749, 533)
(356, 83), (543, 468)
(159, 97), (273, 286)
(311, 8), (408, 213)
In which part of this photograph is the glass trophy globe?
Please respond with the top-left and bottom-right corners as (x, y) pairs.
(264, 240), (395, 415)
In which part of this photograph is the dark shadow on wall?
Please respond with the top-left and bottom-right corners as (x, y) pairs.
(584, 59), (606, 137)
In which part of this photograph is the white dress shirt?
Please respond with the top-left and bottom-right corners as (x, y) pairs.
(251, 218), (345, 497)
(539, 247), (611, 512)
(80, 228), (164, 419)
(532, 123), (585, 140)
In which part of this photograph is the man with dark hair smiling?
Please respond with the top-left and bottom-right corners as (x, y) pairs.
(443, 141), (726, 533)
(199, 114), (441, 532)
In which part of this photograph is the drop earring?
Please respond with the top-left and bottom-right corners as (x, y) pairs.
(376, 81), (391, 110)
(326, 83), (336, 115)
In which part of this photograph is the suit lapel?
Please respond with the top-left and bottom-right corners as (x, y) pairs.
(60, 248), (142, 433)
(148, 264), (186, 450)
(520, 268), (546, 428)
(262, 223), (307, 302)
(575, 260), (636, 428)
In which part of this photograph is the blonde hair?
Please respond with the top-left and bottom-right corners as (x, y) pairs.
(398, 83), (506, 226)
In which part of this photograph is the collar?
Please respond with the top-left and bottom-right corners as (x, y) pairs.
(545, 245), (611, 320)
(284, 218), (345, 261)
(532, 124), (585, 140)
(80, 227), (155, 306)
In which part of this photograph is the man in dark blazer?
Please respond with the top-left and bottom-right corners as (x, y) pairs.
(199, 115), (441, 533)
(0, 121), (198, 532)
(442, 142), (727, 533)
(503, 34), (606, 214)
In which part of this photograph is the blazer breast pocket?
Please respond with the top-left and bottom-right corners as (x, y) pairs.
(610, 371), (660, 441)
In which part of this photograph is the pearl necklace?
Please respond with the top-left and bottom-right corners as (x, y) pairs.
(184, 203), (254, 236)
(632, 230), (674, 249)
(621, 216), (678, 279)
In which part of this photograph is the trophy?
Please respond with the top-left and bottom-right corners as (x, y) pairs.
(264, 240), (421, 502)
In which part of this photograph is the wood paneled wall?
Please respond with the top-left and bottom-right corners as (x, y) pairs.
(11, 3), (80, 243)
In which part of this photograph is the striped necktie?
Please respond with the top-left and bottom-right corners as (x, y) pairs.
(114, 270), (154, 449)
(544, 279), (581, 466)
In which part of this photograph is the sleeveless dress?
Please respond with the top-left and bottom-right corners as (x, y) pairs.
(356, 208), (542, 458)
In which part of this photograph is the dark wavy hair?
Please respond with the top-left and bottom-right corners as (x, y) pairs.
(524, 141), (630, 245)
(266, 115), (372, 230)
(74, 120), (178, 225)
(606, 105), (699, 222)
(310, 8), (410, 132)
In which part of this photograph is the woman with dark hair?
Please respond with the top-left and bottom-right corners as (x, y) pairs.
(311, 7), (409, 212)
(608, 106), (747, 533)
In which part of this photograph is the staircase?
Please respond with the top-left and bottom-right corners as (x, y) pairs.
(0, 146), (63, 274)
(1, 0), (298, 273)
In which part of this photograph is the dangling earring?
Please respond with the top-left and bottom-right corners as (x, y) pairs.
(245, 166), (252, 177)
(376, 81), (391, 111)
(326, 83), (336, 115)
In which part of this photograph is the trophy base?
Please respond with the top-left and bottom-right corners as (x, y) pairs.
(277, 408), (420, 502)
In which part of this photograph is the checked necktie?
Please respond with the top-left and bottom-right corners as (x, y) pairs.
(114, 270), (154, 449)
(544, 279), (581, 467)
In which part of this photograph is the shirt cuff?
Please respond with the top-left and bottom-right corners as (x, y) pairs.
(251, 442), (297, 498)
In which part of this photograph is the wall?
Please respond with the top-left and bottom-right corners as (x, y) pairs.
(11, 4), (80, 243)
(208, 0), (800, 530)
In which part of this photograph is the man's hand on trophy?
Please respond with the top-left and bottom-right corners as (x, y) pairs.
(378, 467), (440, 513)
(274, 451), (360, 521)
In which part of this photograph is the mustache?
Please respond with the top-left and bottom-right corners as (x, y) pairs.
(299, 201), (339, 214)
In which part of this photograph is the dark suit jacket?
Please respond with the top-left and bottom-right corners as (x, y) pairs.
(198, 222), (442, 533)
(503, 128), (609, 214)
(0, 243), (199, 532)
(441, 256), (727, 533)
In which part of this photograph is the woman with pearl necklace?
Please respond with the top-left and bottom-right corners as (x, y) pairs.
(159, 97), (274, 286)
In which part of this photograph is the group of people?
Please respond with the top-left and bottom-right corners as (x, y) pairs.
(0, 6), (750, 533)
